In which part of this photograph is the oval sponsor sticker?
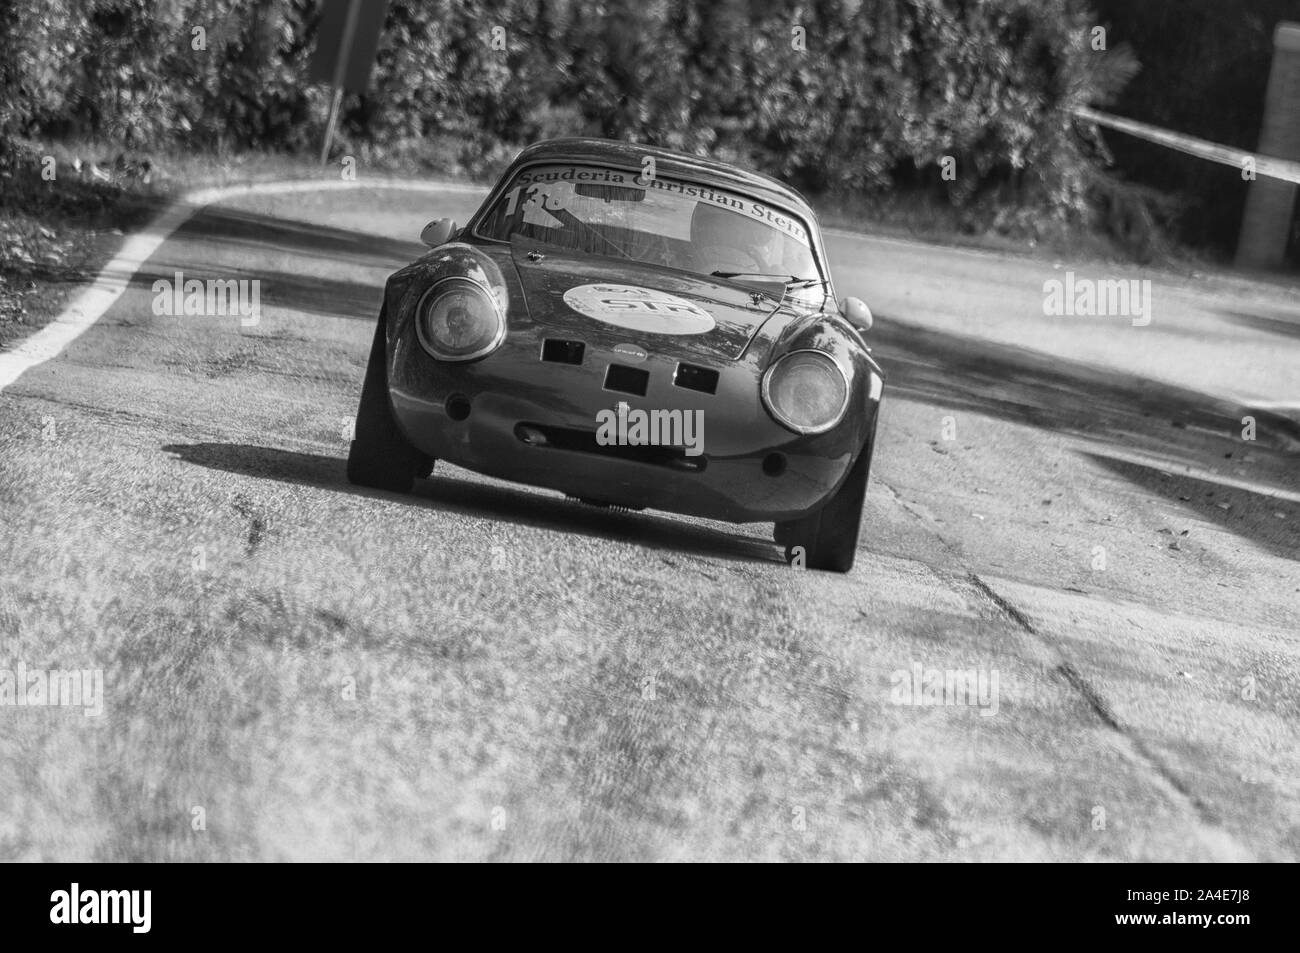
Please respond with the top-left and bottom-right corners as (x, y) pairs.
(611, 343), (648, 362)
(563, 284), (715, 335)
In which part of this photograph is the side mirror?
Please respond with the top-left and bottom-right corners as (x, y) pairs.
(840, 296), (873, 332)
(421, 218), (458, 247)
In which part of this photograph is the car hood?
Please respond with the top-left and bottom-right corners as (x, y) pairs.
(506, 243), (787, 363)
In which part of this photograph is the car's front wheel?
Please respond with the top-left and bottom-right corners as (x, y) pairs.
(774, 430), (875, 573)
(346, 308), (434, 494)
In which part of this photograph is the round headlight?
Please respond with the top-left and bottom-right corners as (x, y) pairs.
(762, 350), (850, 434)
(415, 278), (506, 361)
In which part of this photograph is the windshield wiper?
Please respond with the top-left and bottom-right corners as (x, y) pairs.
(784, 276), (831, 291)
(711, 271), (796, 282)
(711, 273), (831, 308)
(711, 272), (829, 291)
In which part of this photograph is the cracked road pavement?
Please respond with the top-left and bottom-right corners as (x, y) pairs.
(1, 183), (1297, 861)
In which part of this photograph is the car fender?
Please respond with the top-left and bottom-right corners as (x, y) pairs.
(764, 309), (882, 462)
(382, 243), (512, 356)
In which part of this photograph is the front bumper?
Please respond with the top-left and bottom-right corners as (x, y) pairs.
(387, 332), (874, 524)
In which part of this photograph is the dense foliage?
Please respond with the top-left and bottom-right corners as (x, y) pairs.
(7, 0), (1254, 245)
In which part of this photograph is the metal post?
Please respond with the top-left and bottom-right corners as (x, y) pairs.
(1236, 23), (1300, 269)
(319, 0), (363, 167)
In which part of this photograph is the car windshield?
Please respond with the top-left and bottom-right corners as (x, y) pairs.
(475, 163), (827, 306)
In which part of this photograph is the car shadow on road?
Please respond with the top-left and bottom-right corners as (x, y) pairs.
(1082, 451), (1300, 563)
(174, 205), (424, 268)
(873, 317), (1300, 455)
(120, 204), (426, 321)
(161, 442), (788, 569)
(128, 265), (383, 322)
(872, 316), (1300, 561)
(1217, 308), (1300, 342)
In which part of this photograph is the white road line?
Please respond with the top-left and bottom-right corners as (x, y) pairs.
(0, 177), (487, 393)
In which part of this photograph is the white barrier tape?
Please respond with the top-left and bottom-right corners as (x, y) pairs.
(1075, 106), (1300, 186)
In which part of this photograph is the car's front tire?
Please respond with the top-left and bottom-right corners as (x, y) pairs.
(774, 423), (876, 573)
(346, 308), (434, 494)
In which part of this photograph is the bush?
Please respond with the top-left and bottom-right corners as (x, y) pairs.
(1, 0), (1137, 227)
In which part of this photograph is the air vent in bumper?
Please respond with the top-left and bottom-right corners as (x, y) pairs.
(541, 339), (585, 364)
(513, 423), (706, 471)
(674, 363), (719, 394)
(604, 364), (649, 396)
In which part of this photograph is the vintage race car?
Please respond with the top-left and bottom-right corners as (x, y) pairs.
(347, 138), (884, 571)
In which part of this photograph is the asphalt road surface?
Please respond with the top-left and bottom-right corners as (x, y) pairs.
(1, 182), (1297, 861)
